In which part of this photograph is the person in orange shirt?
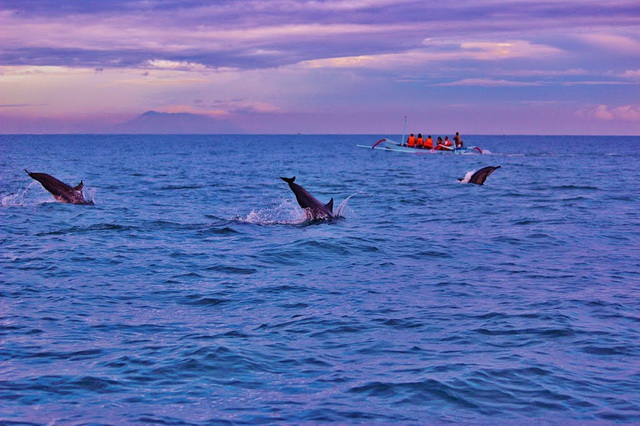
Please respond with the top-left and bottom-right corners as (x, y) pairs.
(416, 133), (424, 148)
(406, 133), (416, 147)
(435, 136), (444, 150)
(424, 135), (434, 149)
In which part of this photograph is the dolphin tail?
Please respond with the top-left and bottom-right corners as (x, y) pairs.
(325, 197), (334, 212)
(280, 176), (296, 184)
(74, 181), (84, 191)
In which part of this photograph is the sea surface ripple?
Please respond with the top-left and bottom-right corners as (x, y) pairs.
(1, 134), (639, 424)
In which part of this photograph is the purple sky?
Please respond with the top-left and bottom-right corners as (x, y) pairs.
(1, 0), (639, 134)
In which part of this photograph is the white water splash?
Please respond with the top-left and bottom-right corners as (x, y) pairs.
(459, 170), (475, 184)
(235, 193), (359, 225)
(236, 199), (308, 225)
(83, 187), (97, 204)
(1, 192), (25, 207)
(1, 181), (38, 206)
(334, 192), (359, 218)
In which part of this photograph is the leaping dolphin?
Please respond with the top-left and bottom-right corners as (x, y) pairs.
(280, 176), (334, 220)
(25, 170), (94, 205)
(459, 166), (501, 185)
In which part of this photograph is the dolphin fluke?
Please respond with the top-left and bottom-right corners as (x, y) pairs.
(461, 165), (501, 185)
(25, 170), (93, 205)
(280, 176), (296, 184)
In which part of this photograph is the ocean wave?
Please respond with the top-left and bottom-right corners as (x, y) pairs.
(35, 223), (136, 236)
(2, 134), (639, 424)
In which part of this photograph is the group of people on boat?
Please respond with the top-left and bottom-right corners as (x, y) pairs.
(405, 132), (464, 150)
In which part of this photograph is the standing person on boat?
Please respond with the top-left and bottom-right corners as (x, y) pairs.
(454, 132), (464, 148)
(406, 133), (416, 148)
(424, 135), (434, 149)
(416, 133), (424, 149)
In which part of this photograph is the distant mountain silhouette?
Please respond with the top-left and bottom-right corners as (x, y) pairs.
(113, 111), (244, 134)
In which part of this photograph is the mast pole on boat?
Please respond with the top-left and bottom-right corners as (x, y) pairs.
(401, 115), (407, 146)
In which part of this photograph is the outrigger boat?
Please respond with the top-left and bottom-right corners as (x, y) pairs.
(357, 115), (483, 154)
(357, 138), (483, 154)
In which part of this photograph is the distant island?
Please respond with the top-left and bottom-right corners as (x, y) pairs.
(112, 111), (244, 134)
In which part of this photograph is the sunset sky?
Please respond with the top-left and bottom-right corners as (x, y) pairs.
(1, 0), (639, 134)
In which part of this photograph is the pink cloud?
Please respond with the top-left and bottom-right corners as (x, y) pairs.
(578, 104), (640, 121)
(613, 105), (640, 121)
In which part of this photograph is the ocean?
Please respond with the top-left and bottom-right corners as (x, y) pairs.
(1, 134), (639, 424)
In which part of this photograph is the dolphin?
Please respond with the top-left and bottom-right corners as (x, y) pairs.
(280, 176), (334, 220)
(459, 166), (501, 185)
(25, 170), (93, 205)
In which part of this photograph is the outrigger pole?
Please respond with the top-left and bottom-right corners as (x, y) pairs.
(401, 115), (407, 147)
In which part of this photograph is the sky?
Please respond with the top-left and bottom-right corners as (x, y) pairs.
(1, 0), (640, 135)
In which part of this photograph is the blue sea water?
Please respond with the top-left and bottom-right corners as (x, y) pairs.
(1, 134), (639, 424)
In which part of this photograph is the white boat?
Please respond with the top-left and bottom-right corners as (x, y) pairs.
(357, 138), (483, 154)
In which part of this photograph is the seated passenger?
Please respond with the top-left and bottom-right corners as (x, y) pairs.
(436, 136), (444, 150)
(406, 133), (416, 147)
(416, 133), (424, 148)
(424, 135), (434, 149)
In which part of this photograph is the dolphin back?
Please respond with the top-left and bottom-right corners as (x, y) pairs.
(25, 169), (91, 204)
(25, 170), (69, 195)
(471, 166), (501, 185)
(280, 176), (334, 219)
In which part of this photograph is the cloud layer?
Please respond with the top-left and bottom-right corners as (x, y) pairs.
(1, 0), (640, 134)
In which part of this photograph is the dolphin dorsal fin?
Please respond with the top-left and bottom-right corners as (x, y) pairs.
(325, 197), (334, 212)
(280, 176), (296, 184)
(74, 181), (84, 191)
